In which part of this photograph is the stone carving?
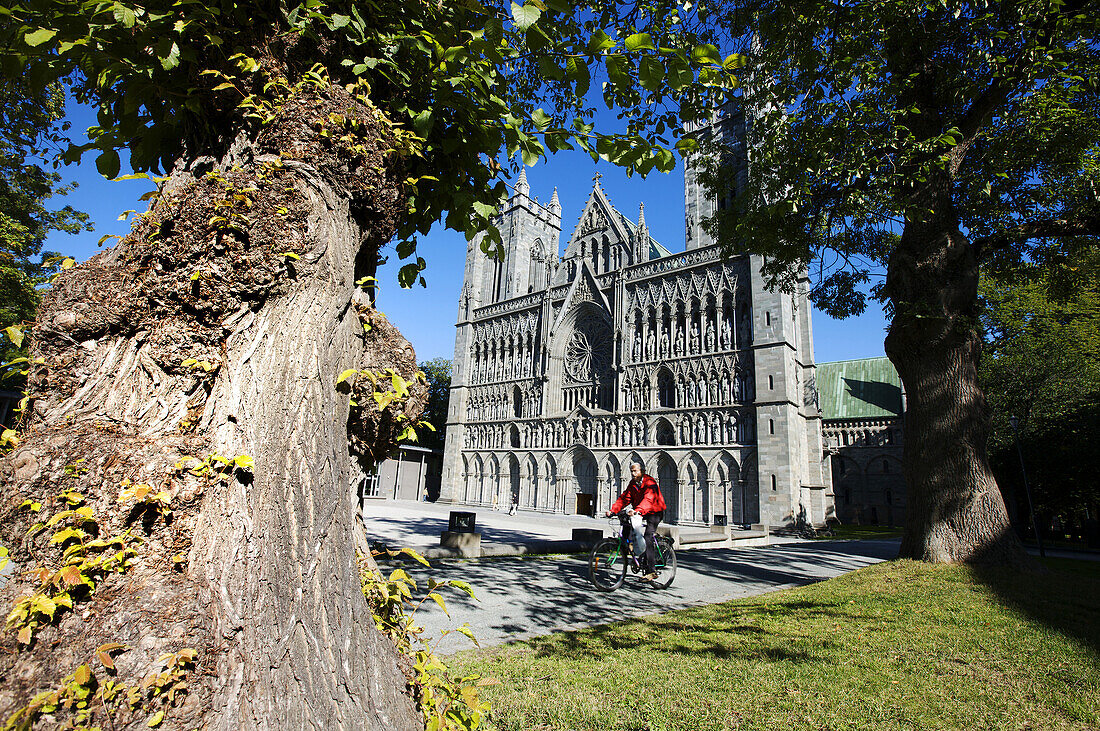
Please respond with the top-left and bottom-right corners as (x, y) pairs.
(690, 322), (700, 353)
(705, 320), (716, 351)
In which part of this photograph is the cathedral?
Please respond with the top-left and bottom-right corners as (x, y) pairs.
(440, 118), (832, 528)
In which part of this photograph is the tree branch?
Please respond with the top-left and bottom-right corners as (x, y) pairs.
(975, 213), (1100, 258)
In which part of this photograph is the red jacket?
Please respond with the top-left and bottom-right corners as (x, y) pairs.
(610, 474), (666, 515)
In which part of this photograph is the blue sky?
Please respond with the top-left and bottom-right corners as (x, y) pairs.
(43, 103), (891, 366)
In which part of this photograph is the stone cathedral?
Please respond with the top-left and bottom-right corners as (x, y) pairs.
(440, 118), (832, 528)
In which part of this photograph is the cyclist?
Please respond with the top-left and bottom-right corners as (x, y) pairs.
(605, 462), (666, 581)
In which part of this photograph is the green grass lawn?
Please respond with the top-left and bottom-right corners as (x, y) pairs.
(451, 558), (1100, 731)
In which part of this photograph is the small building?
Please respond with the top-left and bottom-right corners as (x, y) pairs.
(817, 357), (907, 527)
(359, 445), (442, 504)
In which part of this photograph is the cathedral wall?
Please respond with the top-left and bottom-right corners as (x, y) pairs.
(441, 175), (833, 528)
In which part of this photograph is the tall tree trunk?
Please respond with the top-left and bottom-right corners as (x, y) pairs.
(0, 87), (423, 728)
(884, 199), (1026, 565)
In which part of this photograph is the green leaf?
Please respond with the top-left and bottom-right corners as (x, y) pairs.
(399, 547), (430, 567)
(96, 150), (121, 180)
(159, 41), (181, 70)
(336, 369), (358, 385)
(147, 710), (164, 727)
(605, 54), (630, 88)
(3, 325), (24, 347)
(233, 455), (254, 470)
(472, 201), (499, 218)
(531, 108), (553, 131)
(625, 33), (655, 52)
(511, 2), (541, 30)
(412, 109), (434, 137)
(427, 592), (449, 617)
(455, 623), (481, 647)
(448, 579), (478, 601)
(723, 53), (747, 70)
(691, 44), (721, 65)
(565, 56), (590, 96)
(24, 28), (57, 47)
(113, 5), (137, 28)
(639, 56), (664, 92)
(587, 29), (615, 53)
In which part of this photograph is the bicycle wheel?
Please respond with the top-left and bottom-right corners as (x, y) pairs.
(650, 536), (677, 589)
(588, 538), (627, 591)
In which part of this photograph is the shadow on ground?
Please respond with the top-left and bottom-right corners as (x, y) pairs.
(399, 539), (898, 653)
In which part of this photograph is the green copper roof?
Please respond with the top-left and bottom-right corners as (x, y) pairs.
(649, 239), (672, 258)
(817, 357), (903, 419)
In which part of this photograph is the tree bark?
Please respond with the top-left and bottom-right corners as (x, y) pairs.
(884, 194), (1027, 565)
(0, 86), (423, 728)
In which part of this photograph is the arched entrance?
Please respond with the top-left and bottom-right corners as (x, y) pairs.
(655, 452), (677, 522)
(506, 454), (520, 508)
(564, 446), (598, 516)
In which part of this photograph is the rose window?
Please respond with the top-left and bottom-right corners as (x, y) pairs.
(564, 316), (612, 384)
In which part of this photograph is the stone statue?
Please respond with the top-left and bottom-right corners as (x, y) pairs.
(690, 322), (700, 353)
(632, 331), (641, 361)
(705, 320), (716, 351)
(646, 326), (656, 359)
(661, 330), (671, 357)
(675, 323), (685, 354)
(721, 316), (732, 349)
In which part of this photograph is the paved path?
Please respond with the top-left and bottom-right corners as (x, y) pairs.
(362, 499), (616, 552)
(396, 539), (900, 653)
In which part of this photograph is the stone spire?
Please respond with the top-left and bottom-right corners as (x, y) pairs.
(638, 202), (647, 230)
(548, 187), (561, 218)
(515, 166), (530, 197)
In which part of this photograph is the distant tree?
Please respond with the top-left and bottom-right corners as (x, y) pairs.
(705, 0), (1100, 563)
(0, 0), (739, 726)
(416, 358), (451, 452)
(0, 78), (89, 391)
(980, 249), (1100, 537)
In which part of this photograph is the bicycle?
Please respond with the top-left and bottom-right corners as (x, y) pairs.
(588, 511), (676, 591)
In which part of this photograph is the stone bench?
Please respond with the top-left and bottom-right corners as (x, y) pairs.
(679, 531), (730, 546)
(571, 528), (605, 545)
(439, 531), (481, 558)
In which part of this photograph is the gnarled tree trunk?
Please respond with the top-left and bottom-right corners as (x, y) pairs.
(884, 192), (1026, 564)
(0, 86), (423, 728)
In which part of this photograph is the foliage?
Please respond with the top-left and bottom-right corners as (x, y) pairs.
(453, 559), (1100, 730)
(0, 77), (89, 389)
(980, 248), (1100, 527)
(3, 647), (197, 730)
(360, 547), (490, 730)
(2, 0), (742, 286)
(7, 487), (145, 645)
(701, 0), (1100, 313)
(418, 358), (452, 452)
(338, 364), (434, 450)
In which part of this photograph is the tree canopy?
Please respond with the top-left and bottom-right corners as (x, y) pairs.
(980, 247), (1100, 529)
(700, 0), (1100, 562)
(703, 0), (1099, 312)
(416, 357), (451, 452)
(0, 77), (88, 389)
(2, 0), (743, 285)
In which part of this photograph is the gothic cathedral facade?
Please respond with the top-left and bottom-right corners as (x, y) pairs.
(440, 122), (832, 528)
